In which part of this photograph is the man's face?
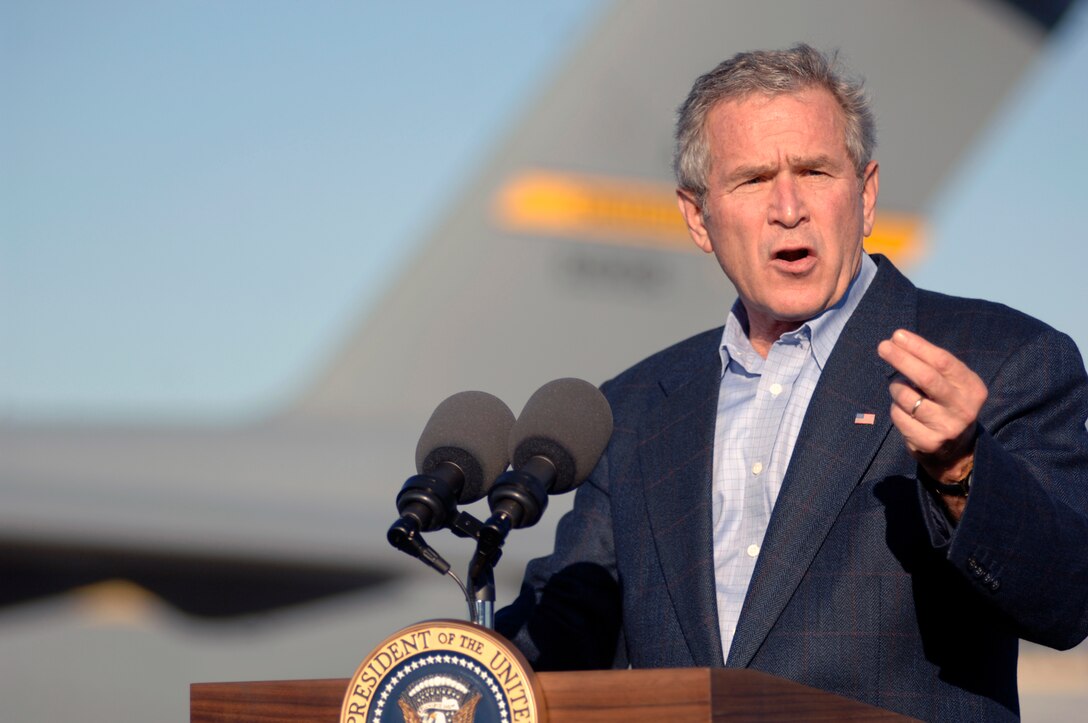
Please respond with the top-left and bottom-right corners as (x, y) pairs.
(677, 88), (878, 344)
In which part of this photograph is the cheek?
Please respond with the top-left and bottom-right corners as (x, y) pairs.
(712, 236), (744, 269)
(706, 207), (764, 276)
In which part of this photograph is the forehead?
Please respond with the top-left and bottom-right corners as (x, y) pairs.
(704, 88), (849, 167)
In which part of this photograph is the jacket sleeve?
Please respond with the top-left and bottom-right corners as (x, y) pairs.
(919, 326), (1088, 650)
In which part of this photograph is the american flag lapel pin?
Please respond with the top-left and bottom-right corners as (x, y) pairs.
(854, 412), (876, 425)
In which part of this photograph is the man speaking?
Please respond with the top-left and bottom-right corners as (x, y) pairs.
(496, 44), (1088, 721)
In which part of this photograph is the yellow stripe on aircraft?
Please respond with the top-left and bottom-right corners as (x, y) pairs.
(865, 211), (927, 268)
(493, 169), (925, 267)
(494, 170), (691, 250)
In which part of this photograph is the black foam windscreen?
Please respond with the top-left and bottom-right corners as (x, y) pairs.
(415, 391), (516, 502)
(508, 378), (614, 493)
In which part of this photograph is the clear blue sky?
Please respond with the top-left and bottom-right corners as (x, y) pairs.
(914, 1), (1088, 345)
(3, 0), (1086, 423)
(1, 1), (603, 421)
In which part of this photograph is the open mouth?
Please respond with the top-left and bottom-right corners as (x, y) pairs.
(775, 248), (810, 262)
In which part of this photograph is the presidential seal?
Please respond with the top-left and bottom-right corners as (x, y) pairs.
(341, 620), (544, 723)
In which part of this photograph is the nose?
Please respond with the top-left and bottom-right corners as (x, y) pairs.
(767, 174), (806, 228)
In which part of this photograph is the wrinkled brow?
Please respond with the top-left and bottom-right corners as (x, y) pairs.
(724, 153), (843, 183)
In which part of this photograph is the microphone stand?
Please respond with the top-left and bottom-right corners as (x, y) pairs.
(470, 568), (495, 629)
(389, 457), (554, 630)
(389, 510), (503, 629)
(458, 458), (553, 628)
(450, 512), (504, 629)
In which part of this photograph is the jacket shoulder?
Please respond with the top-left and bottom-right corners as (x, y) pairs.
(598, 326), (722, 419)
(915, 288), (1075, 352)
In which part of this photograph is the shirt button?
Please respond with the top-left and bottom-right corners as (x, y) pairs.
(752, 462), (763, 475)
(769, 383), (782, 396)
(746, 544), (760, 558)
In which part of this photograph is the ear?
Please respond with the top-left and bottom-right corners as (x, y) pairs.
(676, 188), (714, 254)
(860, 160), (879, 238)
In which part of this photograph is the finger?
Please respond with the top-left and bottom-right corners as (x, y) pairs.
(890, 401), (979, 468)
(888, 374), (975, 447)
(879, 338), (954, 404)
(886, 329), (975, 392)
(887, 400), (945, 455)
(887, 329), (959, 373)
(881, 331), (987, 479)
(889, 390), (962, 444)
(888, 379), (955, 441)
(880, 330), (980, 408)
(888, 378), (927, 419)
(883, 331), (989, 418)
(888, 390), (971, 454)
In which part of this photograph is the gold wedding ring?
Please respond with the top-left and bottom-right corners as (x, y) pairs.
(911, 397), (924, 418)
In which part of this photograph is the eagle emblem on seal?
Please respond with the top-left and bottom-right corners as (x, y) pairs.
(396, 674), (482, 723)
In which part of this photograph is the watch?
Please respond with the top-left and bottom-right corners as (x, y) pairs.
(921, 459), (973, 497)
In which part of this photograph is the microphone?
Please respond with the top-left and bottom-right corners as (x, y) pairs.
(467, 378), (612, 621)
(487, 378), (614, 531)
(388, 391), (515, 571)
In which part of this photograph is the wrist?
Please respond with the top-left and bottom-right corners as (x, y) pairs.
(921, 457), (973, 497)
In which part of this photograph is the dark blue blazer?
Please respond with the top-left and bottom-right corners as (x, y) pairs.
(497, 256), (1088, 721)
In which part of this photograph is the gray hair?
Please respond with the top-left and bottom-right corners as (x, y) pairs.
(674, 44), (876, 205)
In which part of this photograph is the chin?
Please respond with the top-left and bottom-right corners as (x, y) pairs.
(769, 304), (827, 323)
(769, 289), (842, 322)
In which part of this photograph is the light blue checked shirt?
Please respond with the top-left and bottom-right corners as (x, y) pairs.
(712, 254), (877, 658)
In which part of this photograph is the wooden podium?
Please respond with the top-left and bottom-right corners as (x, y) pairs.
(191, 667), (913, 721)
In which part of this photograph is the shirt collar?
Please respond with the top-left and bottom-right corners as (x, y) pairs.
(718, 253), (878, 377)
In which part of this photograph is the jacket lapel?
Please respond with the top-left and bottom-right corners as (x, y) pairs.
(726, 257), (916, 667)
(638, 335), (726, 667)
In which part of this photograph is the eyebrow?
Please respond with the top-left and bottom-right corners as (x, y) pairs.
(724, 154), (844, 183)
(724, 162), (777, 184)
(790, 153), (843, 171)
